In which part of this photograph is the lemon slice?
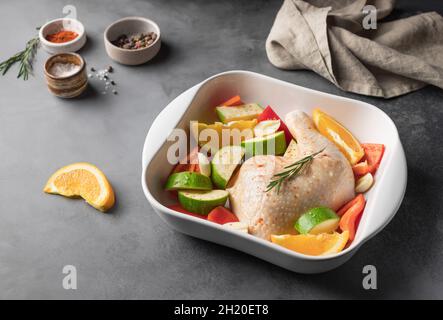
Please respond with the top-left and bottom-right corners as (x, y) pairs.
(313, 109), (364, 165)
(44, 162), (115, 212)
(190, 119), (256, 152)
(271, 231), (349, 256)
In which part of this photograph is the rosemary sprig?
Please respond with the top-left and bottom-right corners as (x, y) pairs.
(0, 36), (40, 80)
(266, 148), (325, 193)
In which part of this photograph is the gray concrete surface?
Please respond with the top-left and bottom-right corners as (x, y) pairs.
(1, 0), (442, 299)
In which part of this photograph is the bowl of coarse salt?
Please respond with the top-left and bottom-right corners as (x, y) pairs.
(44, 52), (88, 98)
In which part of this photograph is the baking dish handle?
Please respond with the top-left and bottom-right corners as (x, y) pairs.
(359, 140), (407, 243)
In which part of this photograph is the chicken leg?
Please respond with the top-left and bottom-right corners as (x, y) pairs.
(227, 110), (355, 240)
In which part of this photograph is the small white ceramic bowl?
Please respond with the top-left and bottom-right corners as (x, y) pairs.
(104, 17), (161, 65)
(39, 18), (86, 54)
(141, 71), (407, 273)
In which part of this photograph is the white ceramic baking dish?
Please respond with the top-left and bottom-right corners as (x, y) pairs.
(141, 70), (407, 273)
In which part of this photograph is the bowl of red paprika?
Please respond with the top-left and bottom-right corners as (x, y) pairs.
(39, 18), (86, 54)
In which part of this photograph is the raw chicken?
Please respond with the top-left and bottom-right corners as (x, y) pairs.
(227, 110), (355, 240)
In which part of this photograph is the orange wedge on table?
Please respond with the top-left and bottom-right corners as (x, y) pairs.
(271, 231), (349, 256)
(313, 108), (364, 165)
(44, 162), (115, 212)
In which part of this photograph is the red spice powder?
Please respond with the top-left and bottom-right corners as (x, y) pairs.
(46, 30), (78, 43)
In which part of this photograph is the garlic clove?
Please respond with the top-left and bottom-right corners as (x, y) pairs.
(223, 222), (249, 233)
(253, 120), (281, 137)
(355, 172), (374, 193)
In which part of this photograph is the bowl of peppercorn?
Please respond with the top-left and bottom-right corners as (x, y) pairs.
(104, 17), (161, 65)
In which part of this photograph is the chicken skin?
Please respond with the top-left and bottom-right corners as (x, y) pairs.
(227, 110), (355, 240)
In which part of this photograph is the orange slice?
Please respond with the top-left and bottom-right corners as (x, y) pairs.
(312, 108), (364, 165)
(44, 162), (115, 212)
(271, 231), (349, 256)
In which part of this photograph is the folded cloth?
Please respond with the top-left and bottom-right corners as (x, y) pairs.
(266, 0), (443, 98)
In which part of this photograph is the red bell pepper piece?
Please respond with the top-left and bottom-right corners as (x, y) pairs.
(338, 194), (366, 241)
(257, 106), (293, 144)
(220, 95), (243, 106)
(172, 146), (200, 174)
(352, 144), (385, 176)
(167, 204), (207, 220)
(363, 143), (385, 169)
(207, 206), (239, 224)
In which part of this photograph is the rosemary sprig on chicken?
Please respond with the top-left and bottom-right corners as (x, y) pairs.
(266, 148), (325, 193)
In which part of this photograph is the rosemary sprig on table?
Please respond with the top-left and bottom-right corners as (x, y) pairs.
(266, 148), (325, 193)
(0, 36), (40, 80)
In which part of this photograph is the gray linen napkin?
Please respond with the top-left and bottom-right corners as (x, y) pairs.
(266, 0), (443, 98)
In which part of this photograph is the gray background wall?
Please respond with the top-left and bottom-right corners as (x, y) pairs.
(0, 0), (442, 299)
